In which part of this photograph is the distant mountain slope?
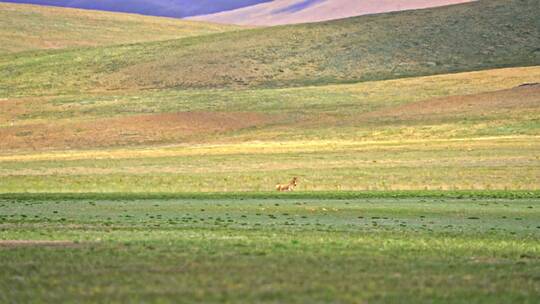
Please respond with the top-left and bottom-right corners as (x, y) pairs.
(0, 3), (240, 54)
(191, 0), (475, 25)
(0, 0), (272, 18)
(1, 0), (538, 97)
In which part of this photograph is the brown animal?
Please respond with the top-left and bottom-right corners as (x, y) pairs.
(276, 177), (298, 192)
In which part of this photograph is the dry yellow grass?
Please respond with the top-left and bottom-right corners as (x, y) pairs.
(1, 135), (537, 163)
(1, 136), (538, 192)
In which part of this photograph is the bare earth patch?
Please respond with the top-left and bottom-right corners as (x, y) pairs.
(0, 111), (281, 151)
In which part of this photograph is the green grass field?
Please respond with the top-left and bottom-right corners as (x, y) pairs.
(1, 193), (539, 303)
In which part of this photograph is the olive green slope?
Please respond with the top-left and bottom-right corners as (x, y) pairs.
(1, 0), (538, 97)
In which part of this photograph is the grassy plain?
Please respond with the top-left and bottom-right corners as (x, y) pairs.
(1, 193), (539, 303)
(0, 2), (240, 54)
(1, 66), (538, 193)
(1, 137), (539, 193)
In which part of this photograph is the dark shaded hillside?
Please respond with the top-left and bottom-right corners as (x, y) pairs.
(1, 0), (538, 96)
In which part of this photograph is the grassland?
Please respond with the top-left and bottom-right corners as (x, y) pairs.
(1, 193), (539, 303)
(1, 2), (539, 302)
(1, 0), (538, 97)
(1, 66), (538, 193)
(1, 137), (539, 192)
(0, 2), (240, 55)
(2, 66), (539, 151)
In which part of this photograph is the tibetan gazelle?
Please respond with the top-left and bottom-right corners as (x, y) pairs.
(276, 177), (298, 192)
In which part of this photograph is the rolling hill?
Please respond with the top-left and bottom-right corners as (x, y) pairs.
(191, 0), (475, 26)
(1, 0), (538, 97)
(0, 2), (240, 54)
(2, 66), (539, 152)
